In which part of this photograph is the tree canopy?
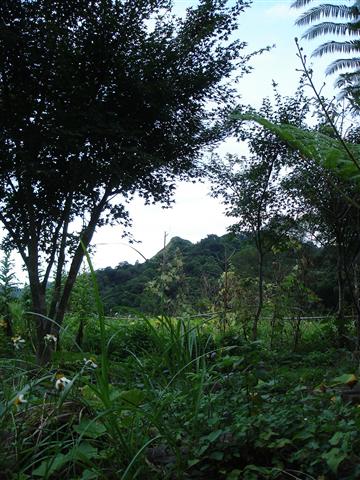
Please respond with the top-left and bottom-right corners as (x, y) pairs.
(0, 0), (253, 362)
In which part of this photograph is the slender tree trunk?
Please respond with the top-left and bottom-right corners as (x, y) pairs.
(293, 314), (302, 352)
(336, 241), (346, 345)
(252, 242), (264, 341)
(353, 261), (360, 350)
(4, 310), (13, 338)
(344, 255), (360, 350)
(28, 276), (49, 364)
(52, 192), (110, 333)
(75, 317), (84, 348)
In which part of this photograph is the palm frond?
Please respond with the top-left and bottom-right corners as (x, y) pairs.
(303, 21), (360, 39)
(326, 57), (360, 74)
(296, 5), (357, 26)
(291, 0), (315, 9)
(312, 40), (360, 57)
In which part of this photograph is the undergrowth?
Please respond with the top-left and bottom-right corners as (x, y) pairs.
(1, 257), (360, 479)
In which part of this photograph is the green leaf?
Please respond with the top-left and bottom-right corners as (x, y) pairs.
(80, 470), (99, 480)
(119, 388), (146, 407)
(226, 470), (241, 480)
(69, 442), (98, 462)
(329, 432), (346, 446)
(330, 373), (357, 386)
(32, 454), (67, 477)
(268, 437), (292, 448)
(73, 418), (107, 439)
(236, 112), (360, 182)
(202, 429), (224, 443)
(322, 447), (347, 473)
(208, 451), (224, 461)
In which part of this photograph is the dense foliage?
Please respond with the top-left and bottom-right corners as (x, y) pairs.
(0, 0), (253, 363)
(3, 0), (360, 478)
(95, 233), (339, 317)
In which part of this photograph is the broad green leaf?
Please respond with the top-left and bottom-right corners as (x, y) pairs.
(236, 112), (360, 181)
(226, 470), (241, 480)
(202, 429), (224, 443)
(32, 453), (67, 477)
(73, 418), (107, 439)
(208, 450), (224, 461)
(80, 470), (99, 480)
(330, 373), (357, 386)
(322, 447), (347, 473)
(119, 388), (146, 407)
(69, 442), (98, 462)
(329, 431), (346, 446)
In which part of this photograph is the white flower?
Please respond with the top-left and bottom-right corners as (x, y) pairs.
(14, 393), (28, 406)
(44, 334), (57, 344)
(12, 335), (25, 350)
(83, 357), (98, 369)
(55, 376), (71, 391)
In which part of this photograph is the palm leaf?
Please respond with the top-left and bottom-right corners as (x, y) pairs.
(291, 0), (315, 8)
(296, 5), (356, 26)
(313, 40), (360, 57)
(303, 21), (358, 39)
(233, 112), (360, 181)
(326, 57), (360, 74)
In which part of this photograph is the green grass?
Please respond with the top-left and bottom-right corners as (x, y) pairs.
(2, 283), (360, 479)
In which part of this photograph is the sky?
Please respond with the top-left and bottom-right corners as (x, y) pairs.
(92, 0), (341, 269)
(6, 0), (351, 280)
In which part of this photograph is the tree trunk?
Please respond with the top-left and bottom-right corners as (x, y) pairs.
(252, 246), (264, 341)
(336, 242), (346, 345)
(52, 192), (110, 333)
(75, 316), (84, 348)
(4, 311), (13, 338)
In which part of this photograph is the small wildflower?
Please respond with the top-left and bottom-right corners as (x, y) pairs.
(83, 357), (98, 369)
(11, 335), (25, 350)
(44, 334), (57, 344)
(55, 376), (71, 391)
(14, 394), (28, 406)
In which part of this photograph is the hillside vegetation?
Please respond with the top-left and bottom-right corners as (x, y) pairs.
(96, 234), (337, 317)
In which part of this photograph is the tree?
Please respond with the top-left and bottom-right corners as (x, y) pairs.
(209, 85), (308, 339)
(0, 0), (254, 363)
(291, 0), (360, 104)
(241, 106), (360, 346)
(281, 157), (360, 344)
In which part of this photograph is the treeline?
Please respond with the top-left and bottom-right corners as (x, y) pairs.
(96, 233), (338, 317)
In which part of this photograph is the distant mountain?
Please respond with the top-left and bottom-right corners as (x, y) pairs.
(96, 233), (247, 313)
(96, 233), (338, 314)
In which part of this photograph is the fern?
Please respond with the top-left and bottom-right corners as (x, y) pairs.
(235, 112), (360, 181)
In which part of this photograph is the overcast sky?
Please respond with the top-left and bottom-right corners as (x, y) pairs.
(8, 0), (348, 280)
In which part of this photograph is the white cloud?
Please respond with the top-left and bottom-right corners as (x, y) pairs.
(265, 4), (297, 19)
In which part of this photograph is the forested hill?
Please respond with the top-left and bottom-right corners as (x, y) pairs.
(96, 233), (337, 315)
(96, 234), (244, 313)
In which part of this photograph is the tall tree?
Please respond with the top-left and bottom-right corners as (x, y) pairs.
(0, 0), (254, 363)
(209, 85), (308, 339)
(240, 103), (360, 346)
(282, 157), (360, 344)
(292, 0), (360, 105)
